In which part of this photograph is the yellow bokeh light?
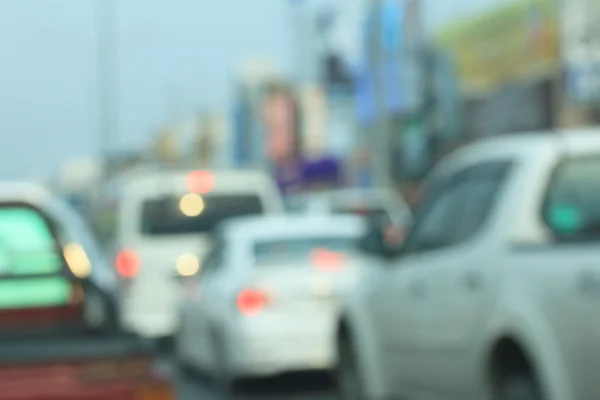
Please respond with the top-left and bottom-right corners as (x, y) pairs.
(176, 253), (200, 277)
(63, 243), (92, 278)
(179, 193), (205, 217)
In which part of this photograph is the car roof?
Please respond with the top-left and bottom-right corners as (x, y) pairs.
(287, 188), (408, 213)
(440, 129), (600, 172)
(0, 181), (55, 208)
(219, 214), (367, 242)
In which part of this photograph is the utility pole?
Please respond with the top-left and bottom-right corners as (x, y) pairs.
(96, 0), (119, 180)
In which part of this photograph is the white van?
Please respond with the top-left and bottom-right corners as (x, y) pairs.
(92, 168), (284, 338)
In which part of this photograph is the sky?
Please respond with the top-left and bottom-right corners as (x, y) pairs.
(0, 0), (504, 181)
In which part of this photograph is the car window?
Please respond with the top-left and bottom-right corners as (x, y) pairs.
(451, 162), (512, 243)
(141, 194), (263, 236)
(543, 156), (600, 239)
(401, 179), (466, 253)
(402, 161), (512, 254)
(0, 207), (62, 276)
(0, 205), (71, 311)
(254, 236), (355, 267)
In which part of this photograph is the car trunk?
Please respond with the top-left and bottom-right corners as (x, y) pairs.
(245, 265), (340, 335)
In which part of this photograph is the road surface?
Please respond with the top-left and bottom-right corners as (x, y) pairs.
(168, 356), (338, 400)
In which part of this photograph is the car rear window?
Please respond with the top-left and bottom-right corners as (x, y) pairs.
(543, 156), (600, 239)
(254, 237), (354, 266)
(141, 194), (264, 236)
(0, 206), (71, 310)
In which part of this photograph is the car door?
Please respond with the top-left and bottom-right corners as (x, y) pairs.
(367, 169), (467, 394)
(405, 161), (514, 397)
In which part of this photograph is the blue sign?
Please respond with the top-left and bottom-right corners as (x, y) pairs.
(355, 62), (376, 125)
(274, 156), (343, 195)
(380, 0), (403, 53)
(380, 0), (406, 113)
(383, 55), (405, 113)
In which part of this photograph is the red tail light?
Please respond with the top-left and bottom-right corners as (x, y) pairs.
(310, 248), (347, 272)
(115, 250), (141, 278)
(236, 289), (269, 316)
(186, 170), (214, 194)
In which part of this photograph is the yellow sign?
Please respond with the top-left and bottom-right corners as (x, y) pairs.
(435, 0), (559, 94)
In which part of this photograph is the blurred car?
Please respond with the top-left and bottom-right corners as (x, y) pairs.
(335, 131), (600, 400)
(174, 214), (366, 392)
(0, 184), (174, 400)
(0, 182), (118, 332)
(285, 188), (412, 227)
(92, 167), (284, 339)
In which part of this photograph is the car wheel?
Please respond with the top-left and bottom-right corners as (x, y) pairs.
(497, 374), (543, 400)
(336, 333), (367, 400)
(211, 327), (236, 397)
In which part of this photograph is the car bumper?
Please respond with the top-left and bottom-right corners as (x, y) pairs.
(224, 317), (336, 377)
(0, 376), (174, 400)
(121, 310), (178, 339)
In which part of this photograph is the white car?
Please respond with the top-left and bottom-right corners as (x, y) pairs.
(91, 167), (284, 338)
(335, 130), (600, 400)
(285, 188), (411, 226)
(174, 214), (367, 391)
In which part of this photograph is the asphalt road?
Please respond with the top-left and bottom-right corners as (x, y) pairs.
(168, 356), (338, 400)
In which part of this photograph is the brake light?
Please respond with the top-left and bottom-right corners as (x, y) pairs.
(186, 170), (214, 194)
(310, 248), (346, 272)
(115, 250), (141, 278)
(236, 289), (269, 316)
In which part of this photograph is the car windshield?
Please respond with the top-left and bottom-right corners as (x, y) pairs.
(141, 194), (264, 236)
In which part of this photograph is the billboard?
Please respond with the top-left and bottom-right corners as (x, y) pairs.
(261, 86), (300, 163)
(435, 0), (559, 94)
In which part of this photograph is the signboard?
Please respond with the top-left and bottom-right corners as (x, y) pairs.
(562, 0), (600, 102)
(380, 0), (406, 113)
(435, 0), (559, 94)
(273, 156), (343, 195)
(261, 87), (299, 163)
